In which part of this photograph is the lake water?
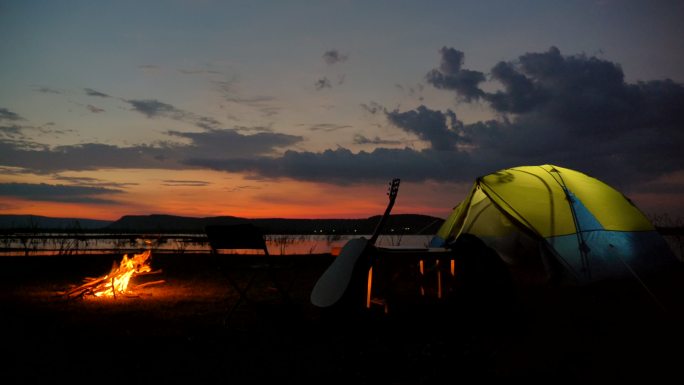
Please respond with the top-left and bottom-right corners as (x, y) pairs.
(0, 233), (435, 256)
(4, 232), (680, 262)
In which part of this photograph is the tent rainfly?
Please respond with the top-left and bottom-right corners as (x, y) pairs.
(429, 165), (677, 285)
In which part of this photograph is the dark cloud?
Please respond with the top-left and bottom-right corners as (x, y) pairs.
(313, 75), (346, 90)
(0, 141), (178, 173)
(33, 86), (62, 94)
(220, 93), (281, 118)
(223, 95), (276, 104)
(1, 109), (37, 140)
(306, 123), (352, 132)
(195, 116), (223, 130)
(315, 77), (332, 90)
(214, 79), (237, 95)
(323, 50), (348, 65)
(126, 99), (222, 129)
(386, 105), (465, 151)
(484, 46), (637, 122)
(161, 180), (211, 187)
(360, 102), (385, 115)
(127, 99), (180, 118)
(0, 126), (303, 173)
(36, 125), (74, 137)
(396, 83), (425, 101)
(353, 134), (402, 146)
(181, 84), (682, 188)
(0, 108), (24, 121)
(233, 125), (273, 133)
(485, 60), (547, 113)
(425, 47), (486, 101)
(0, 183), (122, 204)
(51, 175), (138, 188)
(167, 129), (302, 158)
(185, 147), (477, 185)
(0, 125), (24, 139)
(458, 116), (683, 190)
(84, 88), (110, 98)
(3, 47), (680, 195)
(87, 105), (105, 113)
(420, 46), (684, 189)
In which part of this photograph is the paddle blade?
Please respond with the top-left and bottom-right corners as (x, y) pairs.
(310, 237), (368, 308)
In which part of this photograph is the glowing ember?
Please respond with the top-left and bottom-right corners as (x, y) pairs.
(63, 249), (163, 299)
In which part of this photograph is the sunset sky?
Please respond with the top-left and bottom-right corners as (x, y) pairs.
(1, 0), (683, 221)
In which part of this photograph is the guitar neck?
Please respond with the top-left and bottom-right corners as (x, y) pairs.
(368, 202), (395, 245)
(368, 178), (400, 245)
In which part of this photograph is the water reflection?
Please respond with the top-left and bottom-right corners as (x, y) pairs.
(0, 233), (434, 256)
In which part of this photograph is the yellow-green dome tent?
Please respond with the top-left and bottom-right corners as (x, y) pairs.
(430, 165), (677, 284)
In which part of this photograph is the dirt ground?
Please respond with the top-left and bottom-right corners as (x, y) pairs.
(2, 252), (683, 384)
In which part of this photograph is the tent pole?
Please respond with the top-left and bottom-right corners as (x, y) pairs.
(545, 167), (591, 281)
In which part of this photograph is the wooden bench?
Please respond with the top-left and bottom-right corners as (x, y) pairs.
(205, 223), (269, 256)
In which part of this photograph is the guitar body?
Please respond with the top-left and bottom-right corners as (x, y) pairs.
(310, 237), (369, 308)
(310, 179), (400, 310)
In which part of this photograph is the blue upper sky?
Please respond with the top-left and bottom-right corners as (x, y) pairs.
(1, 0), (683, 220)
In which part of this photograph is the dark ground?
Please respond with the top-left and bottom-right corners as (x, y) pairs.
(1, 252), (683, 384)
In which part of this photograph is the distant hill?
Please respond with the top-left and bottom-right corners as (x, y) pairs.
(105, 213), (445, 235)
(0, 215), (112, 230)
(0, 213), (445, 235)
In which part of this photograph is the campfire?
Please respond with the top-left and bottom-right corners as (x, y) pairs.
(63, 249), (164, 299)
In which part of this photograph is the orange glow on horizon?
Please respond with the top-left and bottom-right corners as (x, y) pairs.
(0, 187), (454, 220)
(0, 197), (400, 221)
(3, 173), (680, 221)
(0, 169), (462, 220)
(0, 197), (127, 221)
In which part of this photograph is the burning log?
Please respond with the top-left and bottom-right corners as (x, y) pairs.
(61, 250), (162, 299)
(131, 280), (166, 290)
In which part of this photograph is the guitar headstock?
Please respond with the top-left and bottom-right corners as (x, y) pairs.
(387, 178), (400, 201)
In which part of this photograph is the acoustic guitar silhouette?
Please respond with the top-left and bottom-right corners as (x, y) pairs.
(311, 178), (400, 308)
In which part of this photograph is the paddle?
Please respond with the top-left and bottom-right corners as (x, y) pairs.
(310, 178), (400, 308)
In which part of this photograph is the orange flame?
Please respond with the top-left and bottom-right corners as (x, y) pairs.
(92, 250), (152, 297)
(62, 247), (160, 299)
(61, 249), (154, 298)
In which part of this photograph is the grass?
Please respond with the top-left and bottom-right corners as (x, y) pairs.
(2, 252), (684, 384)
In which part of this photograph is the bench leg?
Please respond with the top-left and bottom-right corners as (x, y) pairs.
(223, 270), (258, 324)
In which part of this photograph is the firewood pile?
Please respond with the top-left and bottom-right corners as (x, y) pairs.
(59, 250), (165, 299)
